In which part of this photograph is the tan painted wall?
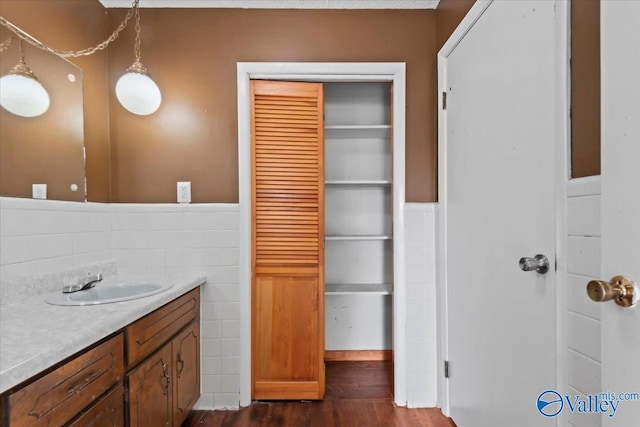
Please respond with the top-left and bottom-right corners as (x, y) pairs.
(436, 0), (476, 50)
(0, 0), (111, 202)
(1, 0), (599, 204)
(571, 0), (600, 177)
(107, 9), (438, 203)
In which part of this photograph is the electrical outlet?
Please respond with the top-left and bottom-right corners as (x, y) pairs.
(177, 181), (191, 203)
(32, 184), (47, 199)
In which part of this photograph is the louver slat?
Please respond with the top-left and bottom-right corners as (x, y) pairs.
(252, 82), (323, 268)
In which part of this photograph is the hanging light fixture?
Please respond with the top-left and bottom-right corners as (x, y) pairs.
(115, 5), (161, 116)
(0, 39), (50, 118)
(1, 0), (159, 117)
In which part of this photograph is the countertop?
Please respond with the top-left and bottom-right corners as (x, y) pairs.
(0, 274), (206, 394)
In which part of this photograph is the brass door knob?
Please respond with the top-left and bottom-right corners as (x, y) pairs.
(587, 276), (638, 308)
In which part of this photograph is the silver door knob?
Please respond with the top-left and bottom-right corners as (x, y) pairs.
(587, 276), (638, 308)
(519, 254), (550, 274)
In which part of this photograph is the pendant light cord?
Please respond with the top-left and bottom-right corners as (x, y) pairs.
(0, 0), (140, 58)
(134, 5), (142, 62)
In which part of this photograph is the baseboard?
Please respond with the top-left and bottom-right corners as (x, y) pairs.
(325, 350), (392, 362)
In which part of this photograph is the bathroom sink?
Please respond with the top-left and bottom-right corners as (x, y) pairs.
(45, 281), (173, 306)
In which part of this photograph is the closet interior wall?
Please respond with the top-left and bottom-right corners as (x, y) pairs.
(323, 82), (393, 355)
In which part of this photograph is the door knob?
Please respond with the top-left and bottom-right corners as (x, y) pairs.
(587, 276), (638, 308)
(519, 254), (550, 274)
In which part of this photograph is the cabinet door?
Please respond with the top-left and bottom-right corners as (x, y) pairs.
(172, 321), (200, 427)
(127, 345), (172, 427)
(251, 80), (325, 400)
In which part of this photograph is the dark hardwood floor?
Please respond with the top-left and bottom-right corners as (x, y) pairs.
(184, 361), (457, 427)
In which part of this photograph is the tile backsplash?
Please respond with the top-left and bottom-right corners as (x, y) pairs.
(0, 197), (240, 409)
(1, 198), (112, 280)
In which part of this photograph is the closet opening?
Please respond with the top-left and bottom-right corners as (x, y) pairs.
(323, 82), (394, 382)
(238, 63), (406, 407)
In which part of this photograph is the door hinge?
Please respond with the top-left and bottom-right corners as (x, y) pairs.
(444, 360), (450, 378)
(442, 91), (447, 110)
(123, 387), (129, 403)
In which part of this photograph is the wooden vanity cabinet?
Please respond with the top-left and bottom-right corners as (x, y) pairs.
(126, 288), (200, 427)
(1, 287), (201, 427)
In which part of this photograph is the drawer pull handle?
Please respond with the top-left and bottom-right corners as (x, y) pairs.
(161, 361), (170, 395)
(67, 370), (102, 395)
(176, 353), (184, 379)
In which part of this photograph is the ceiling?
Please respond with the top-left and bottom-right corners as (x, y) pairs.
(98, 0), (441, 9)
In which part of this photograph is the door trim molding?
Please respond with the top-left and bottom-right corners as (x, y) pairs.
(237, 62), (407, 407)
(436, 1), (568, 421)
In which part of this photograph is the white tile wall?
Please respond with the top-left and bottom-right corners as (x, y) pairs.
(0, 197), (112, 280)
(565, 177), (601, 427)
(0, 197), (240, 410)
(109, 203), (240, 410)
(1, 198), (437, 410)
(404, 203), (438, 407)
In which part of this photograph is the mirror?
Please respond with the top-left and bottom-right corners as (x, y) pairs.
(0, 23), (85, 202)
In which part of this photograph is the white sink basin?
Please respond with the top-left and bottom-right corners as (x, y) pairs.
(45, 281), (173, 306)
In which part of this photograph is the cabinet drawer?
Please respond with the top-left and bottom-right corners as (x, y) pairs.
(126, 288), (200, 367)
(7, 334), (124, 427)
(68, 383), (124, 427)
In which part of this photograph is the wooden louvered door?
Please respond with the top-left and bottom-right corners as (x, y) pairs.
(251, 80), (325, 400)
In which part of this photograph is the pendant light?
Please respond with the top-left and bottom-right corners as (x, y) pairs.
(1, 0), (159, 117)
(115, 5), (161, 116)
(0, 39), (50, 118)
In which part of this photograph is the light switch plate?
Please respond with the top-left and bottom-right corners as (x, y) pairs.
(32, 184), (47, 199)
(177, 181), (191, 203)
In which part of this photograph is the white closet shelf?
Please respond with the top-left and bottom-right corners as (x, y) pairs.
(325, 180), (392, 186)
(324, 125), (391, 139)
(325, 235), (392, 241)
(325, 283), (393, 295)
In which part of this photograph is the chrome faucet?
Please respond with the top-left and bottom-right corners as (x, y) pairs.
(63, 273), (103, 293)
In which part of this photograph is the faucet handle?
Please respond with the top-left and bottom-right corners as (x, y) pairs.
(62, 273), (103, 293)
(81, 273), (102, 290)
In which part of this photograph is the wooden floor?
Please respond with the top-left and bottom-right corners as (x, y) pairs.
(184, 361), (456, 427)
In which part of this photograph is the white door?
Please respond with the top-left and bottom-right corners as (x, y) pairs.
(442, 1), (557, 426)
(600, 2), (640, 425)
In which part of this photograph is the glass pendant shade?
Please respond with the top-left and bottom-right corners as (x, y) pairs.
(0, 65), (50, 118)
(115, 61), (161, 116)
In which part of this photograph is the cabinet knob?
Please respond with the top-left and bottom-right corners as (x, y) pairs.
(161, 361), (171, 394)
(176, 354), (184, 379)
